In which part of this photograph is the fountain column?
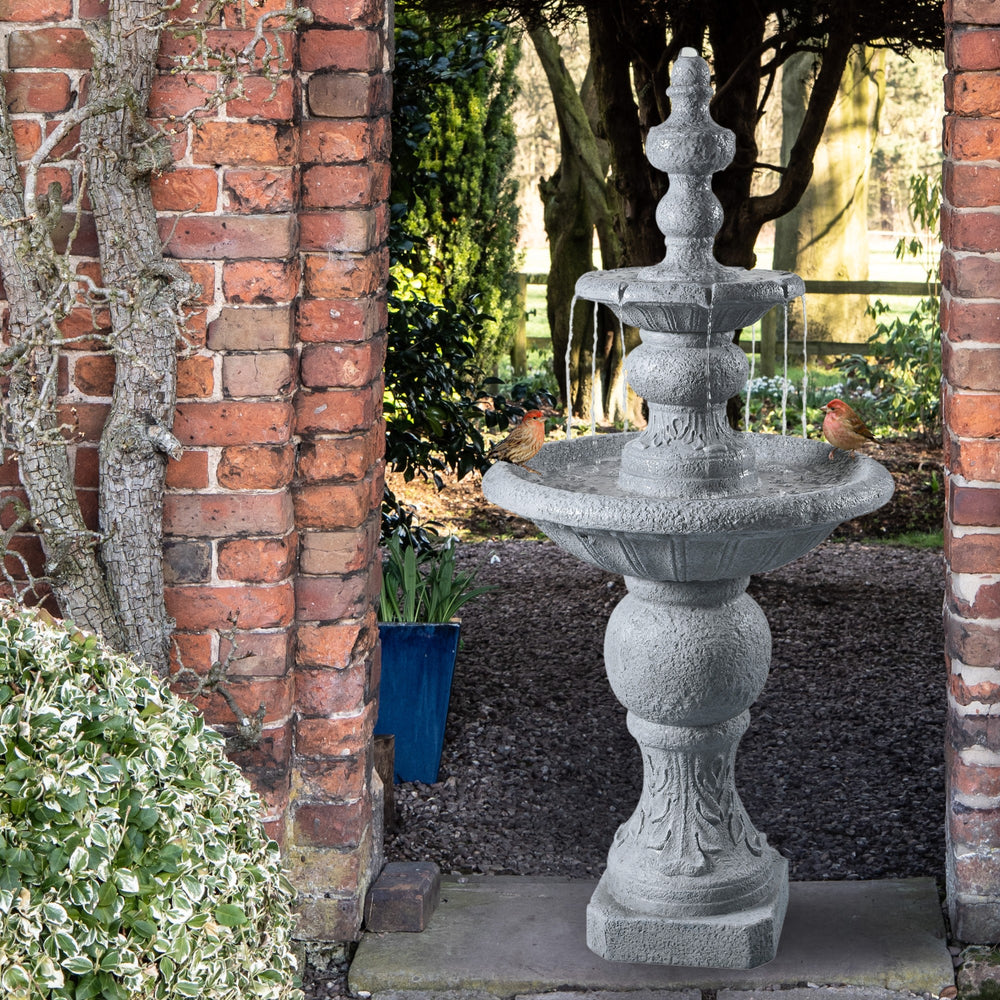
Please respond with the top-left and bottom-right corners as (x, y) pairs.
(588, 576), (786, 966)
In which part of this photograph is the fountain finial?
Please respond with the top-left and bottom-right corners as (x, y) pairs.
(642, 50), (735, 280)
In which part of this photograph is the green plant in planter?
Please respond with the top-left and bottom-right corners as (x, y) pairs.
(379, 535), (494, 623)
(0, 604), (301, 1000)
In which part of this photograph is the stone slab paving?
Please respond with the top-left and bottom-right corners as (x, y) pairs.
(348, 877), (954, 996)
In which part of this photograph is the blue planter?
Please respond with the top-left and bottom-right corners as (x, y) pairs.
(375, 622), (460, 784)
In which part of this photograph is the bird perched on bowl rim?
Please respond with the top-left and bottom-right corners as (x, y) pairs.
(487, 409), (547, 474)
(822, 398), (878, 459)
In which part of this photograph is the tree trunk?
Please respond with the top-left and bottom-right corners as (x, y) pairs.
(531, 24), (638, 425)
(771, 47), (885, 346)
(0, 77), (125, 643)
(82, 0), (192, 675)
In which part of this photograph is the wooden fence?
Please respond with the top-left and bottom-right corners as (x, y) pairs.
(512, 275), (938, 377)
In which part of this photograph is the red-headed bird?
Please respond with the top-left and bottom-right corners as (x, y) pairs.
(822, 399), (878, 459)
(487, 409), (547, 473)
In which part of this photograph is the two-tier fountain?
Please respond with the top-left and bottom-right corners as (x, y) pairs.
(482, 49), (893, 970)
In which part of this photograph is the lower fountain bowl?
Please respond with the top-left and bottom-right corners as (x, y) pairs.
(481, 431), (894, 582)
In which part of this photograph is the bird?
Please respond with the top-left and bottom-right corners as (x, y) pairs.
(822, 398), (878, 459)
(487, 409), (547, 473)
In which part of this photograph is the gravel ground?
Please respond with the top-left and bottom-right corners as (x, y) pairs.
(384, 538), (947, 885)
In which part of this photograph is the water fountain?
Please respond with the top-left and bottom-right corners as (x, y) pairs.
(481, 49), (893, 970)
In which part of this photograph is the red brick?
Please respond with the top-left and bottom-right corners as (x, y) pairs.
(295, 571), (379, 622)
(299, 522), (380, 576)
(294, 478), (378, 529)
(72, 354), (114, 396)
(295, 706), (373, 758)
(943, 206), (1000, 253)
(217, 630), (293, 678)
(72, 444), (96, 486)
(950, 0), (1000, 26)
(169, 630), (214, 675)
(176, 261), (217, 306)
(946, 162), (1000, 213)
(217, 536), (295, 583)
(166, 449), (210, 489)
(2, 71), (72, 113)
(296, 665), (366, 717)
(159, 214), (295, 259)
(208, 306), (294, 350)
(151, 168), (219, 213)
(164, 539), (212, 584)
(165, 582), (295, 630)
(293, 797), (369, 847)
(293, 756), (369, 802)
(303, 250), (387, 298)
(159, 30), (294, 72)
(299, 210), (380, 253)
(300, 27), (386, 72)
(12, 119), (42, 158)
(947, 529), (1000, 572)
(0, 0), (71, 18)
(296, 296), (386, 343)
(222, 258), (300, 304)
(300, 120), (383, 164)
(302, 163), (389, 209)
(943, 386), (1000, 436)
(946, 608), (1000, 665)
(307, 71), (391, 118)
(946, 432), (1000, 479)
(944, 339), (1000, 389)
(309, 0), (385, 26)
(217, 443), (296, 489)
(949, 576), (1000, 618)
(226, 77), (296, 120)
(297, 620), (367, 669)
(300, 337), (385, 389)
(223, 168), (296, 214)
(190, 121), (297, 166)
(57, 402), (108, 441)
(298, 428), (383, 482)
(4, 534), (44, 579)
(945, 116), (1000, 162)
(294, 385), (381, 435)
(220, 0), (297, 27)
(951, 481), (1000, 525)
(176, 355), (215, 398)
(949, 70), (1000, 117)
(950, 26), (1000, 70)
(949, 660), (1000, 705)
(950, 756), (1000, 800)
(149, 74), (218, 119)
(164, 492), (293, 537)
(174, 401), (294, 445)
(8, 28), (91, 69)
(221, 352), (295, 398)
(942, 294), (1000, 343)
(226, 720), (291, 773)
(195, 675), (294, 727)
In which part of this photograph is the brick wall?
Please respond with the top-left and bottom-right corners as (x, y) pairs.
(943, 0), (1000, 944)
(1, 0), (390, 942)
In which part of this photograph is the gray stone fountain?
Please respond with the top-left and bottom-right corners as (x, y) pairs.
(482, 49), (893, 970)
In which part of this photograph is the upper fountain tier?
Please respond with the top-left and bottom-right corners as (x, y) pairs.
(577, 47), (803, 333)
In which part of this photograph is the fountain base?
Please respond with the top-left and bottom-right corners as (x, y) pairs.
(586, 855), (788, 968)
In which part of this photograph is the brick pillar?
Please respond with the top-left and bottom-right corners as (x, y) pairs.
(1, 0), (390, 945)
(943, 0), (1000, 943)
(286, 0), (391, 940)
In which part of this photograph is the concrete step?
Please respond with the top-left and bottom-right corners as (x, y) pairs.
(349, 877), (953, 997)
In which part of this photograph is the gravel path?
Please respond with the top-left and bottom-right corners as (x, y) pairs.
(384, 539), (947, 885)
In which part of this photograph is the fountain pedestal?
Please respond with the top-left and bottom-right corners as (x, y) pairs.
(588, 577), (786, 967)
(482, 47), (894, 970)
